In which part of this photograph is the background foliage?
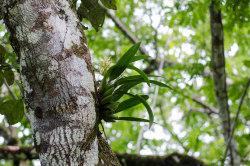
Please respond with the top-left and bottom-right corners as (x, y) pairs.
(0, 0), (249, 165)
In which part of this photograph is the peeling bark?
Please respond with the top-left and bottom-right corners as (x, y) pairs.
(209, 1), (241, 165)
(0, 0), (119, 165)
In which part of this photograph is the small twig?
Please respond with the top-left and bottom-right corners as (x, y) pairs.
(4, 79), (18, 100)
(241, 149), (250, 163)
(222, 78), (250, 164)
(189, 95), (219, 114)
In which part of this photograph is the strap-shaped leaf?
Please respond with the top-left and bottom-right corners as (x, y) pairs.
(115, 95), (149, 113)
(116, 76), (172, 90)
(149, 80), (172, 89)
(116, 117), (151, 123)
(126, 94), (154, 128)
(114, 75), (143, 87)
(101, 94), (113, 105)
(103, 85), (114, 97)
(127, 65), (150, 86)
(109, 43), (141, 81)
(100, 0), (117, 10)
(131, 55), (150, 63)
(112, 81), (141, 101)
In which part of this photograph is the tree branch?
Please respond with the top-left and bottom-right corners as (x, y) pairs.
(189, 95), (218, 114)
(0, 146), (210, 166)
(0, 125), (18, 145)
(105, 10), (148, 55)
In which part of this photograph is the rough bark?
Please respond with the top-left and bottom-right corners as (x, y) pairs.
(0, 146), (210, 166)
(0, 0), (120, 165)
(209, 2), (241, 165)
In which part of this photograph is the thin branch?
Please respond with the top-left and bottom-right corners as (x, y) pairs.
(222, 78), (250, 163)
(189, 95), (219, 114)
(105, 10), (148, 55)
(180, 93), (219, 115)
(136, 127), (145, 154)
(182, 107), (212, 120)
(4, 79), (18, 100)
(0, 125), (18, 145)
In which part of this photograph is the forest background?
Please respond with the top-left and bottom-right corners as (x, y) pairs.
(0, 0), (249, 166)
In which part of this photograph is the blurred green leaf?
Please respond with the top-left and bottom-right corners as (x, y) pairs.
(131, 55), (151, 63)
(149, 80), (172, 89)
(127, 65), (150, 86)
(243, 60), (250, 68)
(100, 0), (117, 10)
(115, 95), (149, 113)
(0, 100), (24, 125)
(3, 68), (14, 85)
(0, 70), (4, 87)
(116, 117), (151, 123)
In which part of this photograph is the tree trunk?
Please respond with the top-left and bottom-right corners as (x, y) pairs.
(209, 1), (241, 165)
(0, 0), (120, 165)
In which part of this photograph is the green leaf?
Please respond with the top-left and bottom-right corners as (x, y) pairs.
(0, 70), (4, 87)
(127, 94), (154, 128)
(78, 0), (106, 32)
(3, 68), (14, 85)
(149, 80), (172, 89)
(131, 55), (150, 63)
(103, 85), (114, 97)
(114, 75), (143, 87)
(100, 0), (117, 10)
(0, 45), (5, 64)
(105, 101), (120, 112)
(115, 95), (149, 113)
(116, 117), (151, 123)
(115, 76), (171, 90)
(243, 60), (250, 68)
(0, 100), (24, 125)
(112, 81), (142, 101)
(127, 65), (150, 86)
(103, 114), (118, 122)
(109, 43), (141, 81)
(101, 94), (113, 105)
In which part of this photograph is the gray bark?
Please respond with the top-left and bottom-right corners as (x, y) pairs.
(209, 2), (241, 165)
(0, 0), (120, 165)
